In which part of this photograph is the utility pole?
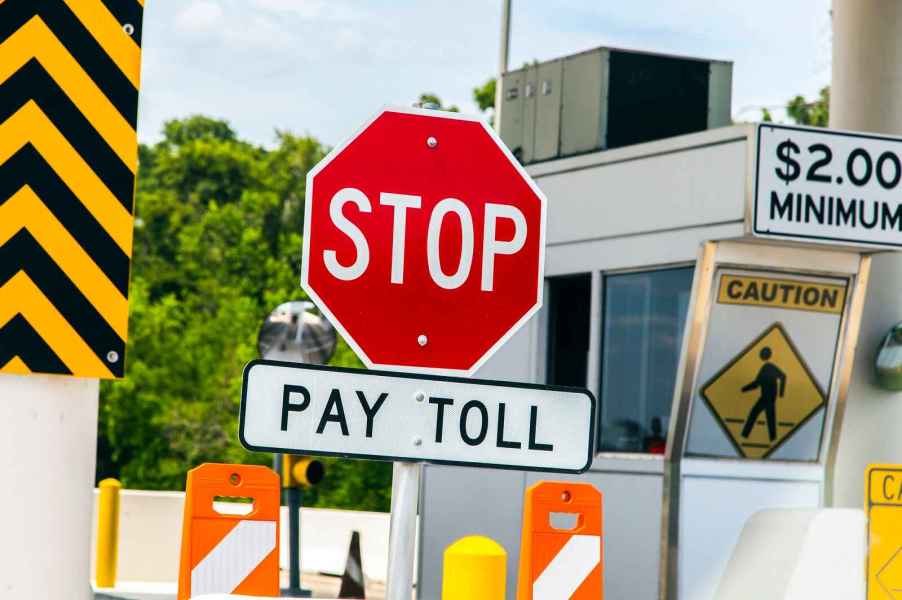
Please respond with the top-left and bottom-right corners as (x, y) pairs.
(493, 0), (512, 129)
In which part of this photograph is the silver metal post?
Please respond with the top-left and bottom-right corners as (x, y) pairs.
(385, 461), (422, 600)
(498, 0), (511, 74)
(493, 0), (512, 128)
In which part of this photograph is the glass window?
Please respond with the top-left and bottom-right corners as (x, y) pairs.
(599, 267), (693, 453)
(546, 274), (591, 387)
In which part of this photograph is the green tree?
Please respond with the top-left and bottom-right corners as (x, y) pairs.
(417, 92), (459, 112)
(473, 77), (496, 125)
(99, 116), (392, 510)
(786, 86), (830, 127)
(473, 78), (496, 113)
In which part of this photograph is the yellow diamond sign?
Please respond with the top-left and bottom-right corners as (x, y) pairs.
(700, 322), (827, 459)
(866, 465), (902, 600)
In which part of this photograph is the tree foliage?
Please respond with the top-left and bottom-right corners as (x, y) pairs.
(785, 86), (830, 127)
(98, 116), (391, 511)
(473, 78), (496, 113)
(417, 92), (459, 112)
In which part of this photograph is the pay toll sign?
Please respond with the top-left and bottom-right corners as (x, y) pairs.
(239, 361), (596, 473)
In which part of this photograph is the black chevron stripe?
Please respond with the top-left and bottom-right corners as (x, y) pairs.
(0, 147), (129, 297)
(0, 314), (71, 375)
(0, 231), (124, 376)
(99, 0), (144, 48)
(0, 59), (134, 211)
(0, 1), (139, 127)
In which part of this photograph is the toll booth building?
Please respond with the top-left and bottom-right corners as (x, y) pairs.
(418, 47), (877, 600)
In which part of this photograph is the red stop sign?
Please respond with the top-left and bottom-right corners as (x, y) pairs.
(302, 108), (546, 374)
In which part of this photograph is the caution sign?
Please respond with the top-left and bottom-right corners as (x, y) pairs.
(867, 465), (902, 600)
(0, 2), (144, 378)
(700, 323), (827, 459)
(717, 274), (846, 314)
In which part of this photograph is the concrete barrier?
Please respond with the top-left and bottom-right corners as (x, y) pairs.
(90, 488), (392, 585)
(714, 508), (866, 600)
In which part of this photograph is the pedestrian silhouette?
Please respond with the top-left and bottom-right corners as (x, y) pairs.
(740, 346), (786, 442)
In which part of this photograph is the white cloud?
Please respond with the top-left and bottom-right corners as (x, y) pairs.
(173, 0), (294, 51)
(249, 0), (358, 21)
(174, 0), (224, 33)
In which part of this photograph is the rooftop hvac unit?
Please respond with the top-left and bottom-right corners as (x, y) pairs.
(498, 47), (733, 164)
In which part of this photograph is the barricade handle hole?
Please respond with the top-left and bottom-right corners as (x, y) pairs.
(561, 490), (571, 502)
(549, 511), (580, 531)
(213, 495), (255, 516)
(229, 473), (241, 486)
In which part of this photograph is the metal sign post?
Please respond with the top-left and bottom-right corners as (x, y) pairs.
(386, 462), (421, 600)
(258, 299), (337, 598)
(294, 106), (552, 597)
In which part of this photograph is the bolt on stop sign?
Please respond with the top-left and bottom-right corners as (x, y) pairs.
(302, 107), (547, 374)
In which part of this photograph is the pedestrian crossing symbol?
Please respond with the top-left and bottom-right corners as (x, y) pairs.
(700, 323), (827, 459)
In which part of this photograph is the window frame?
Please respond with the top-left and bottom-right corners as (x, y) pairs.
(545, 272), (593, 388)
(595, 262), (695, 458)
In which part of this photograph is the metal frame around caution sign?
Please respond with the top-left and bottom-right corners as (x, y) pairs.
(659, 241), (872, 600)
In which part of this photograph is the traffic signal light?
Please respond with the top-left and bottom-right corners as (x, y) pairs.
(281, 455), (325, 488)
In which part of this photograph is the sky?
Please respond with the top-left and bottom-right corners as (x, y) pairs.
(137, 0), (833, 147)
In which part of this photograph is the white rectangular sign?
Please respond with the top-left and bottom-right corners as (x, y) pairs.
(239, 361), (596, 473)
(754, 123), (902, 248)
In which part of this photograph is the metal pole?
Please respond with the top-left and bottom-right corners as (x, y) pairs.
(498, 0), (511, 74)
(286, 486), (302, 595)
(493, 0), (512, 129)
(385, 461), (422, 600)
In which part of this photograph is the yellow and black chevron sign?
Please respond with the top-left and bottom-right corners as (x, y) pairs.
(0, 0), (144, 379)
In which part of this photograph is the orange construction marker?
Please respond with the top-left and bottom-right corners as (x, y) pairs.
(177, 463), (280, 599)
(516, 481), (603, 600)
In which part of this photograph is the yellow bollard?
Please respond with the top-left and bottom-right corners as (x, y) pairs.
(95, 478), (122, 588)
(442, 535), (507, 600)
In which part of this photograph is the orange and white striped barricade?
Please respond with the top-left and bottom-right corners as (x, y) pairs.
(516, 481), (603, 600)
(177, 463), (280, 599)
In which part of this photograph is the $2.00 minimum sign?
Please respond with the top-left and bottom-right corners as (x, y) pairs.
(239, 361), (596, 473)
(754, 123), (902, 249)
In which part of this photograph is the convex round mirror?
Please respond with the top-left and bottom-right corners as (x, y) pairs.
(875, 322), (902, 391)
(257, 300), (337, 365)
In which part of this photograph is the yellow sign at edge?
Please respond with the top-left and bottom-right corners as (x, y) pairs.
(700, 322), (827, 459)
(717, 274), (847, 314)
(867, 465), (902, 600)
